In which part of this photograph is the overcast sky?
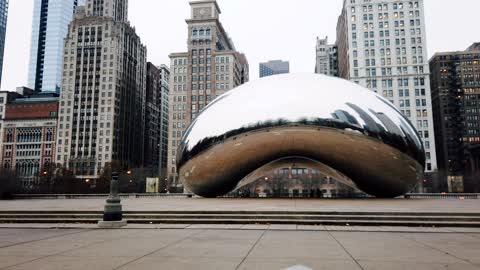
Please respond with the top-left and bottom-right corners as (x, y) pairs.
(1, 0), (479, 91)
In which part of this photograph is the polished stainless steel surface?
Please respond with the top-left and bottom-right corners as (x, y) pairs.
(177, 74), (425, 198)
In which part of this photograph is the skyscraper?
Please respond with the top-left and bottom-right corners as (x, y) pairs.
(259, 60), (289, 78)
(429, 44), (480, 193)
(168, 0), (249, 189)
(145, 63), (170, 180)
(28, 0), (82, 93)
(315, 36), (338, 76)
(336, 0), (438, 176)
(0, 0), (8, 86)
(55, 0), (147, 179)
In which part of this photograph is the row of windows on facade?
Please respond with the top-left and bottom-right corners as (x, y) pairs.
(354, 46), (424, 58)
(353, 56), (424, 68)
(354, 28), (422, 41)
(350, 1), (420, 12)
(352, 37), (422, 52)
(4, 129), (55, 143)
(192, 28), (211, 37)
(398, 108), (429, 118)
(353, 66), (420, 78)
(191, 40), (212, 47)
(382, 88), (428, 98)
(354, 9), (422, 23)
(352, 19), (421, 34)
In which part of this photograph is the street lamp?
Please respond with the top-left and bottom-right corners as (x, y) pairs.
(98, 171), (126, 228)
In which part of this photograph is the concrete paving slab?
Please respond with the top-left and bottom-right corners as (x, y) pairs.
(152, 230), (262, 259)
(0, 256), (44, 269)
(330, 231), (468, 264)
(268, 224), (297, 231)
(401, 233), (480, 265)
(237, 258), (362, 270)
(2, 255), (135, 270)
(296, 225), (326, 231)
(117, 256), (240, 270)
(241, 224), (270, 230)
(247, 231), (352, 260)
(357, 260), (480, 270)
(0, 228), (479, 270)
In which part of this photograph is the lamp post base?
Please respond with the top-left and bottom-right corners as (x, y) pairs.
(97, 220), (127, 228)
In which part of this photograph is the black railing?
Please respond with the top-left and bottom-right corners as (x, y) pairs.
(405, 193), (479, 199)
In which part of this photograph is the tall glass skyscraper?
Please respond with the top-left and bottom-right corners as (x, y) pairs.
(0, 0), (8, 86)
(28, 0), (83, 93)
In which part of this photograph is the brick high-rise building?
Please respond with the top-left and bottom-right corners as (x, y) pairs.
(55, 0), (147, 179)
(168, 0), (249, 189)
(336, 0), (438, 181)
(429, 44), (480, 192)
(0, 90), (59, 189)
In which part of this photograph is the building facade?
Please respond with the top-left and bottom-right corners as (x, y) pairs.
(0, 92), (59, 189)
(28, 0), (83, 93)
(145, 63), (169, 180)
(259, 60), (289, 78)
(336, 0), (437, 176)
(429, 44), (480, 192)
(0, 0), (7, 86)
(55, 0), (147, 179)
(315, 36), (338, 76)
(167, 0), (249, 188)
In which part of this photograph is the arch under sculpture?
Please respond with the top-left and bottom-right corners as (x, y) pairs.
(177, 74), (425, 198)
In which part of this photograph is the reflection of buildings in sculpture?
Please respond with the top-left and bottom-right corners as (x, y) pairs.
(235, 167), (360, 198)
(346, 102), (381, 135)
(331, 110), (360, 127)
(0, 89), (59, 189)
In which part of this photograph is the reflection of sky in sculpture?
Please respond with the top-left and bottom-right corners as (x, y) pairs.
(181, 73), (424, 165)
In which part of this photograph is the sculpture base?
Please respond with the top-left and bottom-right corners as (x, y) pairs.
(97, 220), (127, 228)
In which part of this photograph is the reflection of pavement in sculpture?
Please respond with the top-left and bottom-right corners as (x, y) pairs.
(177, 74), (425, 198)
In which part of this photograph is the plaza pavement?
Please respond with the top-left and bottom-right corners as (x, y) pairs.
(1, 198), (479, 269)
(1, 197), (479, 213)
(0, 227), (479, 270)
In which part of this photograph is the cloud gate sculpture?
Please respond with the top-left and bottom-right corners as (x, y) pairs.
(177, 74), (425, 198)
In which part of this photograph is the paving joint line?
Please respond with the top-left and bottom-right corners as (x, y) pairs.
(0, 228), (91, 250)
(114, 229), (204, 270)
(234, 229), (267, 270)
(326, 230), (365, 270)
(0, 229), (120, 270)
(400, 233), (480, 268)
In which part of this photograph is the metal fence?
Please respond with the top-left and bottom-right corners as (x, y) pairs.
(404, 193), (479, 199)
(12, 193), (194, 200)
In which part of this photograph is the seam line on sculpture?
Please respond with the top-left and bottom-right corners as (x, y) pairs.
(114, 229), (204, 270)
(327, 230), (365, 270)
(400, 233), (480, 267)
(235, 229), (267, 270)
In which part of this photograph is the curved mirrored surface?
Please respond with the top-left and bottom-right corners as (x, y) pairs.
(177, 74), (425, 198)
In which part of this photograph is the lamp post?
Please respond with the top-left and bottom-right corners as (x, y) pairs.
(98, 171), (127, 228)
